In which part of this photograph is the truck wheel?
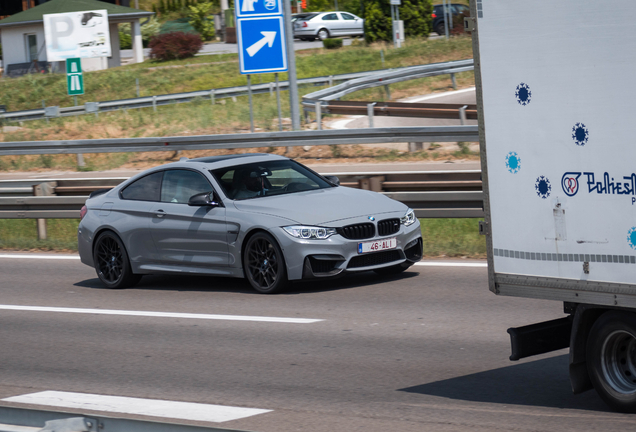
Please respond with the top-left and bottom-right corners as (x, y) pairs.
(587, 310), (636, 412)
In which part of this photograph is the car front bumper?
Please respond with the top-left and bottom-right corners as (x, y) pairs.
(273, 221), (423, 280)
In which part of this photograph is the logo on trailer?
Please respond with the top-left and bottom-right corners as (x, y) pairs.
(561, 172), (581, 196)
(505, 151), (521, 174)
(515, 83), (531, 106)
(572, 123), (589, 146)
(560, 171), (636, 204)
(535, 175), (551, 199)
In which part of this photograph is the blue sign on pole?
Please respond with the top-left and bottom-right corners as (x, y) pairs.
(236, 0), (288, 74)
(236, 0), (281, 17)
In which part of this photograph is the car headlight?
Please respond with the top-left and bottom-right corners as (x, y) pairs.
(401, 208), (416, 226)
(283, 225), (337, 240)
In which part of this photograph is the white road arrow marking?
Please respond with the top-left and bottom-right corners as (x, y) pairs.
(246, 31), (276, 57)
(3, 391), (272, 423)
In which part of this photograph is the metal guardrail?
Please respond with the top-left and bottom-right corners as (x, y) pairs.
(323, 101), (478, 119)
(0, 65), (438, 122)
(0, 193), (484, 220)
(0, 126), (479, 156)
(0, 171), (484, 220)
(302, 59), (474, 107)
(0, 178), (126, 197)
(0, 171), (482, 197)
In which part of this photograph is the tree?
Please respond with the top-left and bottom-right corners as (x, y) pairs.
(363, 0), (432, 43)
(400, 0), (432, 38)
(188, 2), (215, 41)
(363, 1), (391, 43)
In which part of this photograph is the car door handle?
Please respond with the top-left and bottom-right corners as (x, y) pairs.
(155, 209), (166, 218)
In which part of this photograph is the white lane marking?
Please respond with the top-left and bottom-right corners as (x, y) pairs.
(2, 391), (272, 423)
(0, 305), (323, 324)
(416, 261), (487, 268)
(0, 254), (79, 260)
(0, 423), (39, 432)
(403, 87), (476, 103)
(327, 115), (363, 130)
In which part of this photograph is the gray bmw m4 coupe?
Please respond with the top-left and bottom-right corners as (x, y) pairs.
(78, 153), (423, 293)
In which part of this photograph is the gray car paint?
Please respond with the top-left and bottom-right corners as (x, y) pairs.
(232, 186), (403, 225)
(78, 154), (422, 283)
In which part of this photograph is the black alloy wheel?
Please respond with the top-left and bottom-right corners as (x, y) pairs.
(93, 231), (141, 289)
(243, 232), (288, 294)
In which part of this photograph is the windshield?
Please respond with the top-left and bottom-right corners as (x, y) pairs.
(211, 160), (334, 200)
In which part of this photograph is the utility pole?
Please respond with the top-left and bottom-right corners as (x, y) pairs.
(282, 0), (301, 130)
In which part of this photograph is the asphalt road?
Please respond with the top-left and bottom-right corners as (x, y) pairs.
(1, 255), (634, 431)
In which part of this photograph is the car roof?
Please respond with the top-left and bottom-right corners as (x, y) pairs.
(187, 153), (288, 168)
(114, 153), (290, 190)
(187, 153), (271, 164)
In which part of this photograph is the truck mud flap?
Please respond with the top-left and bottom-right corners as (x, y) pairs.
(507, 317), (572, 361)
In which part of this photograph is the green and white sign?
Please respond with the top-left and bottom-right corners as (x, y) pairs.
(66, 58), (84, 96)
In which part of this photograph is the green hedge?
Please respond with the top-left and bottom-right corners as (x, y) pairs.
(322, 38), (343, 49)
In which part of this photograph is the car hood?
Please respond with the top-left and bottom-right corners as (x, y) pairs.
(232, 186), (406, 225)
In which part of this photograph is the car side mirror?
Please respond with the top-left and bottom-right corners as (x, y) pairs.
(188, 192), (220, 207)
(324, 175), (340, 186)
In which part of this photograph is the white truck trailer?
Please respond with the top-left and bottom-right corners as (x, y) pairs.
(469, 0), (636, 412)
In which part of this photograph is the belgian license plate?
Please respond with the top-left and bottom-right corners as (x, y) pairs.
(358, 238), (397, 254)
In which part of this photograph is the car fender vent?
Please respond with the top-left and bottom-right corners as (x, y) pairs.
(337, 223), (375, 240)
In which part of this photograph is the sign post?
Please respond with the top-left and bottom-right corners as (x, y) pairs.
(235, 0), (299, 132)
(66, 57), (85, 167)
(390, 0), (401, 48)
(66, 58), (84, 96)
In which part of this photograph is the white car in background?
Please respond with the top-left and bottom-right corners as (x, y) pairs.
(293, 11), (364, 41)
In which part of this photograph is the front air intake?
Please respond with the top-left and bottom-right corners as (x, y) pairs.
(378, 218), (400, 236)
(337, 223), (375, 240)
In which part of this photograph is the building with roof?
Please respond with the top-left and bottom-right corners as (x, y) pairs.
(0, 0), (152, 76)
(0, 1), (132, 19)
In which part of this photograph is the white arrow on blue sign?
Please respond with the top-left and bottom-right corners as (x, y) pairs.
(237, 16), (288, 74)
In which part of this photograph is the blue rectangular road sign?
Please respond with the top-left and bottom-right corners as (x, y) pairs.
(237, 15), (288, 74)
(236, 0), (282, 18)
(235, 0), (288, 74)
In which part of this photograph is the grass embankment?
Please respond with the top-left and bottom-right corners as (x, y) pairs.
(0, 37), (473, 112)
(0, 218), (486, 258)
(0, 36), (475, 172)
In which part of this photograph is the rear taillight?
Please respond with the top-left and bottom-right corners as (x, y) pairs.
(431, 13), (437, 18)
(302, 21), (308, 27)
(80, 205), (87, 220)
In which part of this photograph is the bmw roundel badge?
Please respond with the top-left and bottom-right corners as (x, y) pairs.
(368, 216), (375, 221)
